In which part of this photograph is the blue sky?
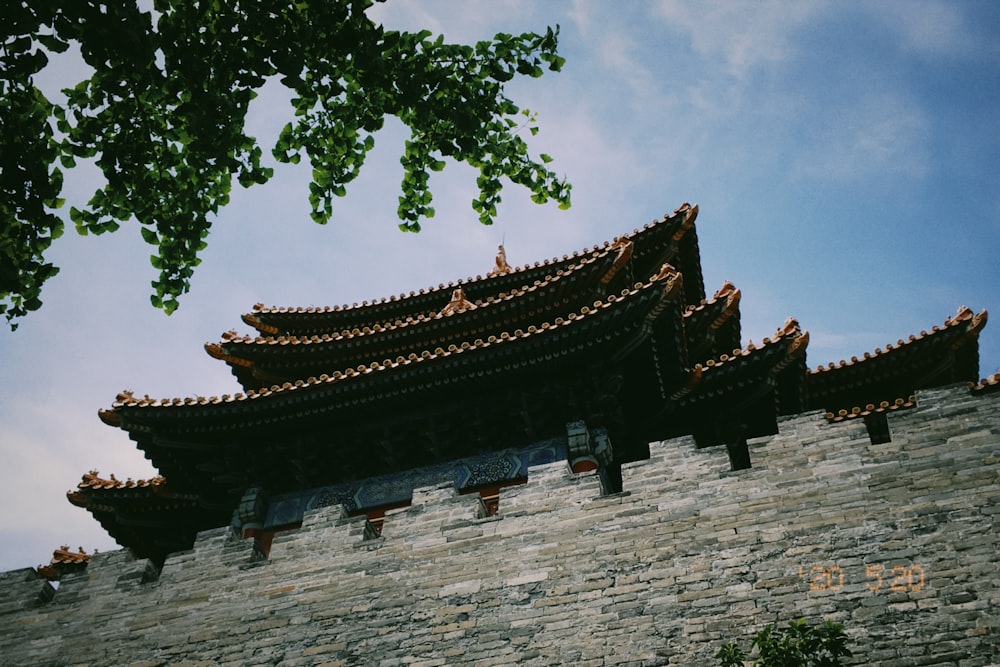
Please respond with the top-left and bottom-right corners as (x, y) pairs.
(1, 1), (998, 572)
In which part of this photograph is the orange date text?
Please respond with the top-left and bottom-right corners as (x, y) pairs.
(797, 563), (926, 593)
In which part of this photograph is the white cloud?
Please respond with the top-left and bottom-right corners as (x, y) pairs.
(867, 0), (975, 60)
(654, 0), (828, 78)
(367, 0), (545, 43)
(791, 92), (929, 182)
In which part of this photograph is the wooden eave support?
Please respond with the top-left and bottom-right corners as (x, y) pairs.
(725, 439), (752, 471)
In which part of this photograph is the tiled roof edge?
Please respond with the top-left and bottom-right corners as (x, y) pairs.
(683, 280), (741, 327)
(809, 306), (987, 374)
(36, 546), (94, 582)
(671, 319), (809, 400)
(244, 202), (696, 318)
(212, 243), (626, 353)
(824, 395), (917, 422)
(107, 269), (682, 415)
(970, 372), (1000, 395)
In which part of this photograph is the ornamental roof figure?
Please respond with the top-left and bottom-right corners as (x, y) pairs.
(489, 244), (512, 277)
(438, 287), (477, 316)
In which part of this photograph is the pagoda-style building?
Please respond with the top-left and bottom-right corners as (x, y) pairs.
(70, 203), (989, 565)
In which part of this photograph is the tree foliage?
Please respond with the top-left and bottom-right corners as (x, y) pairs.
(716, 619), (852, 667)
(1, 0), (571, 327)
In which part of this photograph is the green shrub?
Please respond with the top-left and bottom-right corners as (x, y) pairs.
(716, 618), (852, 667)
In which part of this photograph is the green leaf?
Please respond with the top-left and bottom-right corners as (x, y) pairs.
(37, 34), (70, 54)
(1, 8), (572, 328)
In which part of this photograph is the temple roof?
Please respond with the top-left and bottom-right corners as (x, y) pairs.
(681, 281), (742, 366)
(635, 317), (809, 446)
(804, 306), (986, 415)
(208, 237), (636, 390)
(67, 471), (222, 562)
(78, 202), (992, 562)
(103, 267), (687, 508)
(241, 203), (703, 337)
(36, 546), (93, 582)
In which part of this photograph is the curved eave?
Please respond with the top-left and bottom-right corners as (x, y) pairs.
(243, 203), (696, 335)
(970, 372), (1000, 395)
(106, 271), (684, 436)
(67, 475), (225, 562)
(676, 330), (809, 404)
(246, 254), (604, 336)
(640, 327), (809, 442)
(624, 203), (703, 305)
(36, 546), (92, 581)
(68, 490), (201, 514)
(675, 212), (706, 306)
(806, 307), (987, 410)
(683, 281), (742, 362)
(825, 395), (917, 423)
(211, 243), (632, 377)
(68, 472), (196, 506)
(683, 281), (741, 331)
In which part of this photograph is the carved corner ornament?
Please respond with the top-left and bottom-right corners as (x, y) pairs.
(439, 288), (478, 316)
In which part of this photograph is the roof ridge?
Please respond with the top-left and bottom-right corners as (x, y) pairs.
(73, 469), (167, 490)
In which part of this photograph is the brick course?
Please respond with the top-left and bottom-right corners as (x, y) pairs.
(1, 384), (997, 666)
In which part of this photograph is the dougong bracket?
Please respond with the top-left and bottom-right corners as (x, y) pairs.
(565, 421), (620, 493)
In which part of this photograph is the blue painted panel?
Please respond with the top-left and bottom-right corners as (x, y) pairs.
(263, 438), (565, 529)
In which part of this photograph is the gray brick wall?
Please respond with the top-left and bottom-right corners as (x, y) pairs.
(1, 384), (997, 666)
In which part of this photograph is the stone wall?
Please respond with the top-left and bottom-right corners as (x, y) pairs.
(1, 384), (997, 666)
